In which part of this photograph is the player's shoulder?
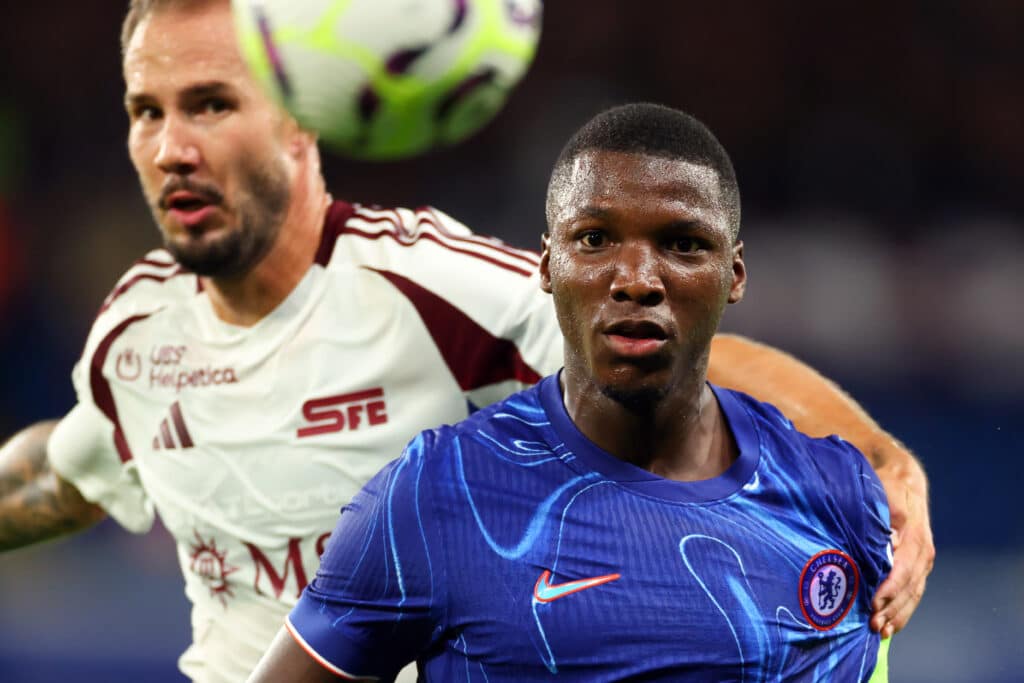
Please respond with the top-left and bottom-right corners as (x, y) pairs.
(724, 387), (890, 552)
(346, 202), (490, 243)
(727, 387), (847, 448)
(722, 386), (887, 514)
(86, 249), (197, 346)
(403, 382), (549, 469)
(95, 249), (197, 325)
(452, 381), (548, 444)
(317, 199), (540, 277)
(393, 382), (565, 535)
(722, 386), (872, 479)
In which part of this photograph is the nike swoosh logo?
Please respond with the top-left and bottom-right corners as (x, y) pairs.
(533, 569), (621, 603)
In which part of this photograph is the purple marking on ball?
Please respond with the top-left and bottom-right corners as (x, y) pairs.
(448, 0), (468, 33)
(387, 47), (429, 75)
(358, 86), (380, 121)
(505, 0), (541, 27)
(436, 68), (496, 120)
(254, 6), (293, 99)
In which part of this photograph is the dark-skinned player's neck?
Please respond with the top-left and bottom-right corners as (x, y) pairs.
(560, 364), (738, 483)
(204, 182), (331, 328)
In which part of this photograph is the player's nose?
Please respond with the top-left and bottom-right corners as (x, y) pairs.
(155, 115), (202, 175)
(610, 240), (665, 306)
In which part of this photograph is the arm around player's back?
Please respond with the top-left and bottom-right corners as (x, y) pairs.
(0, 421), (105, 551)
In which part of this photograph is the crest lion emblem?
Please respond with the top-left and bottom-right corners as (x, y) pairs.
(799, 549), (859, 630)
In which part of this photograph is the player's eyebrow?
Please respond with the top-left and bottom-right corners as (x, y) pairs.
(124, 81), (234, 109)
(124, 91), (155, 111)
(661, 218), (712, 233)
(575, 206), (711, 232)
(178, 81), (233, 100)
(575, 206), (614, 221)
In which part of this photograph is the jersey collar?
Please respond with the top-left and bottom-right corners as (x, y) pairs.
(538, 372), (761, 503)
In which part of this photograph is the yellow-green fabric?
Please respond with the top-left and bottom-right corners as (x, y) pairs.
(867, 637), (891, 682)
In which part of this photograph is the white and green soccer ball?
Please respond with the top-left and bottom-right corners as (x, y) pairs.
(232, 0), (542, 160)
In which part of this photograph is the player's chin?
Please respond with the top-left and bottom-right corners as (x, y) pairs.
(164, 230), (215, 257)
(165, 228), (249, 277)
(596, 365), (672, 411)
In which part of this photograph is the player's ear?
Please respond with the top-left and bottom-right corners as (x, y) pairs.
(539, 232), (552, 294)
(283, 114), (318, 160)
(727, 240), (746, 304)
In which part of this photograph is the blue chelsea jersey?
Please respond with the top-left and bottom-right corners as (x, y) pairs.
(289, 374), (892, 681)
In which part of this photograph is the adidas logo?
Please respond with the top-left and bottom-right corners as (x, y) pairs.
(153, 401), (195, 450)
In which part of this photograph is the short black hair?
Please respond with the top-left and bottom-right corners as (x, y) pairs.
(545, 103), (741, 238)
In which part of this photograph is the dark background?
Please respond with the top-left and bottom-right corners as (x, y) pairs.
(1, 2), (1021, 681)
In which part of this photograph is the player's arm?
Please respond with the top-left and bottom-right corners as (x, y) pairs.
(248, 626), (350, 683)
(0, 421), (106, 551)
(707, 333), (934, 638)
(248, 626), (374, 683)
(0, 250), (184, 552)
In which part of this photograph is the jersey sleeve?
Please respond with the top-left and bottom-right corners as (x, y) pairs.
(287, 431), (446, 679)
(336, 205), (563, 407)
(48, 401), (153, 533)
(741, 393), (892, 593)
(810, 432), (893, 592)
(48, 250), (192, 533)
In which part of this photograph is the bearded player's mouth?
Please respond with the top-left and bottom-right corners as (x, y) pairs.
(164, 191), (221, 229)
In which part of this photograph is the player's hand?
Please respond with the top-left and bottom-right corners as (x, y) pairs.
(870, 459), (934, 638)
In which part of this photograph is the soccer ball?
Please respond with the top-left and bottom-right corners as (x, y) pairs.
(231, 0), (543, 160)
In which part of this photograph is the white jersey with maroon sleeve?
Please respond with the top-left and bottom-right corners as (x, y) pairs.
(48, 201), (563, 683)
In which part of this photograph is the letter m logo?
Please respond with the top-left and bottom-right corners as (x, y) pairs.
(245, 538), (309, 599)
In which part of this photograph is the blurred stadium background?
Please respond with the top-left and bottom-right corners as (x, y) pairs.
(1, 2), (1021, 681)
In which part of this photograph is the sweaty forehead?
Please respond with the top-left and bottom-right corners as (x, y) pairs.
(553, 150), (726, 228)
(123, 3), (247, 92)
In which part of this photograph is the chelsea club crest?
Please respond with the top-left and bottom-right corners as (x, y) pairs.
(799, 549), (860, 630)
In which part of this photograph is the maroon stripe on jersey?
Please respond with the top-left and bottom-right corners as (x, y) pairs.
(170, 401), (194, 448)
(90, 313), (152, 463)
(159, 418), (175, 449)
(352, 207), (541, 271)
(371, 268), (541, 390)
(99, 269), (188, 314)
(315, 200), (356, 266)
(343, 225), (534, 277)
(354, 205), (544, 264)
(133, 252), (177, 269)
(417, 208), (541, 267)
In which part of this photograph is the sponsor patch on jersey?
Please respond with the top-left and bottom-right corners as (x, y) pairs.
(799, 549), (859, 630)
(189, 531), (238, 606)
(297, 388), (389, 438)
(115, 347), (142, 381)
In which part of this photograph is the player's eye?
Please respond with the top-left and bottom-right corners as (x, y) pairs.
(132, 105), (163, 121)
(201, 98), (230, 115)
(579, 230), (607, 248)
(667, 236), (702, 254)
